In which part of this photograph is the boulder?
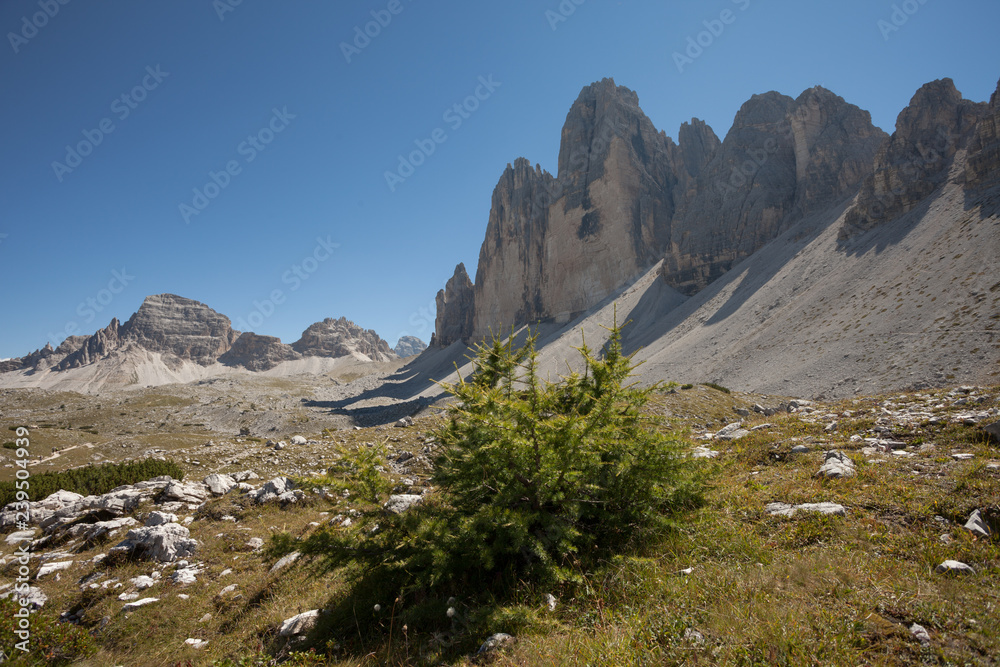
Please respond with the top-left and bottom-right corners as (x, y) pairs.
(160, 481), (208, 504)
(203, 474), (236, 496)
(110, 523), (198, 563)
(384, 494), (423, 514)
(290, 435), (307, 445)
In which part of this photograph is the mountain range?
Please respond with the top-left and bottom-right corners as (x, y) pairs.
(2, 74), (997, 400)
(0, 294), (424, 392)
(427, 74), (999, 399)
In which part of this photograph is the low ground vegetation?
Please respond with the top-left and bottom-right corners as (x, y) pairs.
(0, 370), (997, 665)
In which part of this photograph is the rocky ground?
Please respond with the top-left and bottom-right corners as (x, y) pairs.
(0, 382), (997, 665)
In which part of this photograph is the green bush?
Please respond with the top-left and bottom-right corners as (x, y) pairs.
(0, 596), (96, 665)
(0, 459), (184, 507)
(306, 318), (702, 596)
(702, 382), (731, 394)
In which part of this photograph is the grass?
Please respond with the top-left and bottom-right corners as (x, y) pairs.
(0, 385), (997, 665)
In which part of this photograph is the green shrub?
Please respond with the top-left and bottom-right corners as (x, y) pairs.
(306, 318), (702, 598)
(702, 382), (731, 394)
(0, 596), (96, 664)
(0, 459), (184, 507)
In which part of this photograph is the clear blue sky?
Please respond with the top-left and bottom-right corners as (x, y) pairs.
(1, 0), (998, 359)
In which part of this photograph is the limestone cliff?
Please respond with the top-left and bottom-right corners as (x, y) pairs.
(432, 263), (475, 346)
(841, 78), (988, 238)
(434, 78), (886, 345)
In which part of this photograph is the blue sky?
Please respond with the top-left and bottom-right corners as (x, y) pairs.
(1, 0), (998, 359)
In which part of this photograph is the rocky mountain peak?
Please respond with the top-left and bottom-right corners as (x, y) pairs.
(434, 78), (890, 345)
(122, 294), (238, 366)
(393, 336), (427, 358)
(841, 78), (988, 238)
(433, 263), (475, 347)
(291, 317), (396, 362)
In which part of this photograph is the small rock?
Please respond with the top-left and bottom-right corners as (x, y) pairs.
(279, 609), (321, 637)
(246, 537), (264, 550)
(690, 446), (719, 459)
(935, 560), (975, 575)
(816, 451), (855, 478)
(394, 416), (414, 428)
(683, 627), (706, 645)
(545, 593), (557, 612)
(274, 441), (287, 451)
(270, 551), (300, 574)
(130, 575), (158, 590)
(951, 453), (974, 461)
(170, 565), (202, 585)
(291, 435), (307, 445)
(963, 510), (991, 539)
(5, 530), (37, 545)
(983, 421), (1000, 442)
(121, 597), (159, 611)
(36, 561), (73, 579)
(790, 445), (810, 454)
(766, 502), (846, 517)
(184, 638), (209, 649)
(909, 623), (931, 645)
(477, 632), (515, 656)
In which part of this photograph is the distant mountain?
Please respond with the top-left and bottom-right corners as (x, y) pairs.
(394, 336), (427, 357)
(0, 295), (397, 387)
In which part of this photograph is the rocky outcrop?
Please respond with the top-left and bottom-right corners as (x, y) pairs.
(841, 78), (988, 238)
(393, 336), (427, 357)
(291, 317), (396, 362)
(57, 319), (126, 369)
(432, 263), (475, 346)
(965, 78), (1000, 190)
(433, 78), (886, 345)
(219, 333), (301, 371)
